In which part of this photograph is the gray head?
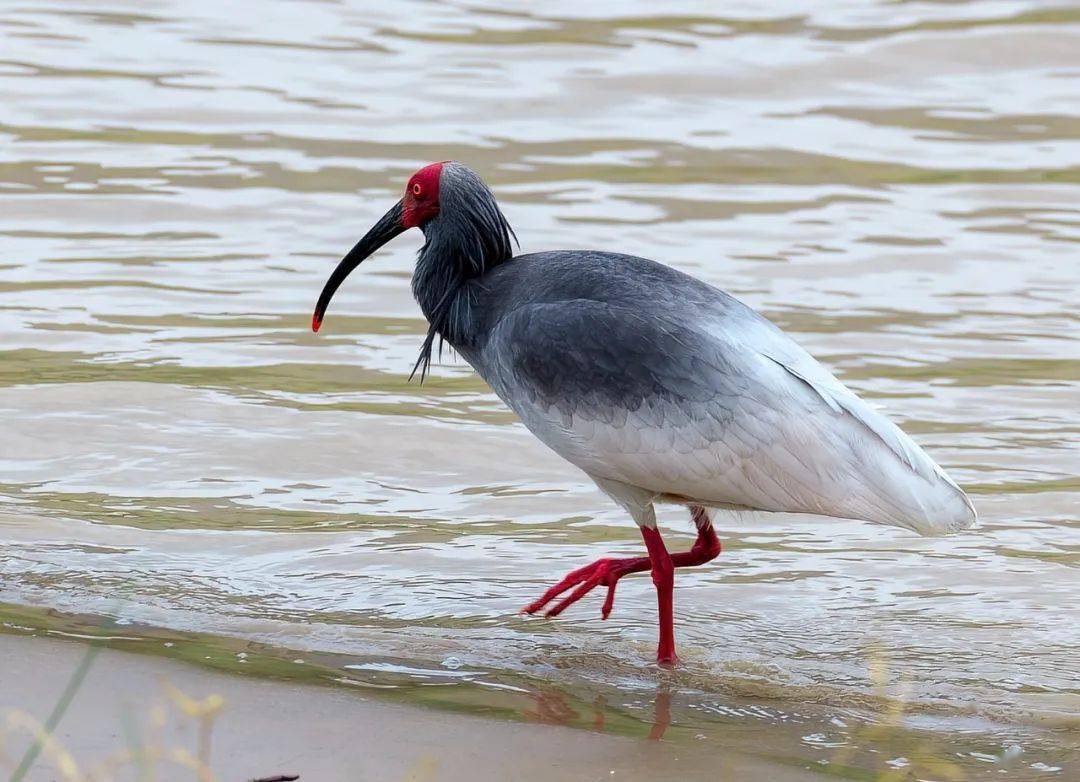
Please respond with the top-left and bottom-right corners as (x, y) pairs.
(418, 162), (516, 279)
(312, 161), (515, 333)
(312, 162), (516, 380)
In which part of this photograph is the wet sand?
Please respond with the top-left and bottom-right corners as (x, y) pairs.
(0, 634), (814, 782)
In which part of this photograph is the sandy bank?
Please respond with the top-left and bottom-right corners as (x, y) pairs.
(0, 633), (815, 781)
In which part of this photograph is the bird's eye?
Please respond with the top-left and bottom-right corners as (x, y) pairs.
(411, 183), (422, 196)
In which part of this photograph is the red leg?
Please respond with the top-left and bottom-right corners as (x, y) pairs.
(522, 506), (721, 625)
(671, 507), (722, 567)
(640, 525), (677, 664)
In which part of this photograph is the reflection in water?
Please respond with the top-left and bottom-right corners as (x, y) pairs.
(522, 687), (670, 741)
(524, 690), (581, 728)
(0, 0), (1078, 779)
(648, 689), (672, 742)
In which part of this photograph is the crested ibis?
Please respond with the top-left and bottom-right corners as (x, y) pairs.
(312, 162), (976, 665)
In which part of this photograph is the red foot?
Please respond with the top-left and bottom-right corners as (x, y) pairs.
(523, 516), (722, 624)
(523, 555), (649, 619)
(524, 510), (722, 666)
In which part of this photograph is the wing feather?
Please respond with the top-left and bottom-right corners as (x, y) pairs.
(475, 292), (975, 535)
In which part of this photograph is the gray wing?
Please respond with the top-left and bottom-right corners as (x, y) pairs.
(476, 295), (975, 535)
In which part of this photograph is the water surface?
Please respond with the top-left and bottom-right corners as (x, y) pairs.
(1, 1), (1078, 778)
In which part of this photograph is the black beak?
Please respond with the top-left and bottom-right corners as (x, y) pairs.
(312, 199), (406, 332)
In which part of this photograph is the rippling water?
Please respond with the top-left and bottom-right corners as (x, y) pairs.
(1, 1), (1078, 778)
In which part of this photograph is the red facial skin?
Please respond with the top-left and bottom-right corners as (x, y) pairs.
(402, 162), (446, 228)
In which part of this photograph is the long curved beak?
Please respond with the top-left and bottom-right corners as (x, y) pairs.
(312, 199), (405, 332)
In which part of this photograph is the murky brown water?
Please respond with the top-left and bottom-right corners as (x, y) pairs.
(1, 1), (1078, 778)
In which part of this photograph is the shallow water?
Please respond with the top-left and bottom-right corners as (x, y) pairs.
(1, 0), (1078, 778)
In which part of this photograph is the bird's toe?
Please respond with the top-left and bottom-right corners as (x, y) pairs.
(523, 556), (646, 619)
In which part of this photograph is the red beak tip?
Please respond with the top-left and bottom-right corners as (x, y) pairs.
(311, 313), (322, 333)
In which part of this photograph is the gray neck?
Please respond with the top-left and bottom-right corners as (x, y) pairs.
(408, 164), (516, 377)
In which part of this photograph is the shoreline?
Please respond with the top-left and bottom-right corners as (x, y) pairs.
(0, 632), (817, 781)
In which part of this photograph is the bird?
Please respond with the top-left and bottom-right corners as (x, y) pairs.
(311, 161), (977, 666)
